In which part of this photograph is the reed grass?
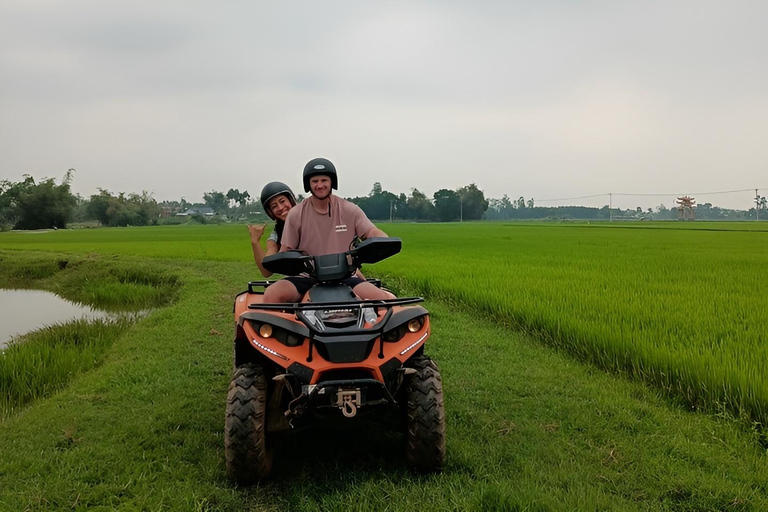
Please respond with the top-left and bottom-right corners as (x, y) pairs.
(0, 318), (129, 417)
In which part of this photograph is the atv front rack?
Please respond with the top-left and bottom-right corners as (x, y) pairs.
(248, 297), (424, 311)
(247, 280), (277, 293)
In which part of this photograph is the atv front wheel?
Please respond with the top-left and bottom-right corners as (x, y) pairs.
(225, 363), (273, 483)
(405, 356), (445, 473)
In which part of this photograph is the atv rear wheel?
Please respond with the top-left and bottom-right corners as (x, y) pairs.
(405, 356), (445, 473)
(225, 363), (273, 483)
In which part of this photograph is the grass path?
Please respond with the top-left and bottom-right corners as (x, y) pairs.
(1, 253), (767, 510)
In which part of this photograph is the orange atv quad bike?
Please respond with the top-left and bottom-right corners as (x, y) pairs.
(225, 237), (445, 483)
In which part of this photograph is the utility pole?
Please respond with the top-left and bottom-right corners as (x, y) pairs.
(460, 196), (463, 222)
(757, 189), (760, 222)
(609, 193), (612, 222)
(389, 200), (393, 223)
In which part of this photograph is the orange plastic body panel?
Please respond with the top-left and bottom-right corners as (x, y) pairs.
(234, 291), (429, 385)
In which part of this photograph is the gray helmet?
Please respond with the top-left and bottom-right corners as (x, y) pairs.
(302, 157), (338, 193)
(260, 181), (296, 220)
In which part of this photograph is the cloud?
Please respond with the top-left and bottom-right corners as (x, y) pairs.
(1, 1), (766, 211)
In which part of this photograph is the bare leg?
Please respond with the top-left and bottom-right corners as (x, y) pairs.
(352, 282), (396, 301)
(263, 280), (302, 303)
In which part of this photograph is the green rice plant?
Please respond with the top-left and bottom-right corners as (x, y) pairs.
(2, 241), (768, 509)
(0, 253), (180, 418)
(67, 266), (181, 310)
(0, 224), (252, 261)
(2, 222), (767, 426)
(0, 318), (129, 417)
(0, 254), (63, 284)
(0, 251), (181, 311)
(77, 280), (169, 309)
(371, 223), (768, 426)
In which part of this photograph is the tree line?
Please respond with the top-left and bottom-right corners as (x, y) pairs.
(1, 171), (765, 230)
(0, 172), (493, 230)
(347, 182), (488, 222)
(0, 172), (259, 230)
(0, 172), (77, 230)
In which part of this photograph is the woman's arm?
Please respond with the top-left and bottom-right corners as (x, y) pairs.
(248, 224), (278, 278)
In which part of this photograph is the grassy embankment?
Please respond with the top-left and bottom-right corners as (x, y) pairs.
(0, 253), (179, 417)
(0, 224), (767, 510)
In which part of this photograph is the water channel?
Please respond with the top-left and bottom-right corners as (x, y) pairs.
(0, 289), (112, 349)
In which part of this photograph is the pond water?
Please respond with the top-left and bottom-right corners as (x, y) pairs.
(0, 289), (112, 349)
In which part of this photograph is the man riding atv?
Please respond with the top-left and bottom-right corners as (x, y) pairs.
(262, 157), (395, 303)
(225, 159), (445, 483)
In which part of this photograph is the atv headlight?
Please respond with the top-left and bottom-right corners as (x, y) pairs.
(279, 330), (304, 347)
(382, 326), (405, 342)
(251, 321), (304, 347)
(407, 317), (424, 333)
(382, 315), (426, 342)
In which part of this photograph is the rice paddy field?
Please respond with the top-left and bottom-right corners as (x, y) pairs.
(3, 222), (765, 425)
(374, 222), (768, 426)
(1, 221), (768, 510)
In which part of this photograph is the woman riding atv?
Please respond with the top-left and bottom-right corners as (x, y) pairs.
(248, 181), (296, 278)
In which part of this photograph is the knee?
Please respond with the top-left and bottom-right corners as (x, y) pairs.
(353, 283), (395, 300)
(377, 288), (396, 300)
(264, 281), (299, 303)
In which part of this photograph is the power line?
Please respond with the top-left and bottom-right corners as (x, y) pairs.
(535, 187), (765, 203)
(614, 188), (763, 197)
(536, 193), (610, 203)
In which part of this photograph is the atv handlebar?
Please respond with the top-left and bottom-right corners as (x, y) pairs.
(262, 237), (402, 282)
(261, 250), (314, 277)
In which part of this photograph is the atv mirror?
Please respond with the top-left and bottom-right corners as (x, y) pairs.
(351, 237), (402, 265)
(263, 251), (313, 276)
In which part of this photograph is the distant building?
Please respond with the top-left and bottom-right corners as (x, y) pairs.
(176, 207), (216, 217)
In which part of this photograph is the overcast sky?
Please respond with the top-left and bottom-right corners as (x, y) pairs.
(1, 1), (766, 210)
